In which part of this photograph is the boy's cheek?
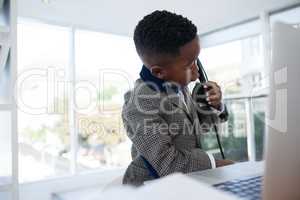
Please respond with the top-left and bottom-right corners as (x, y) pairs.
(191, 70), (199, 80)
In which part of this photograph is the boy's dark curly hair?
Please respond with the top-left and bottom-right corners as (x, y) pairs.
(134, 10), (197, 58)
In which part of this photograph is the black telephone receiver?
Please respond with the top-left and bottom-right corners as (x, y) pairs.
(192, 59), (210, 106)
(192, 58), (226, 160)
(196, 59), (208, 83)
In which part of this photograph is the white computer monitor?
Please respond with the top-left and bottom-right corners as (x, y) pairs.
(263, 22), (300, 200)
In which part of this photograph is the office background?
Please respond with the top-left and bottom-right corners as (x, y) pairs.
(0, 0), (300, 200)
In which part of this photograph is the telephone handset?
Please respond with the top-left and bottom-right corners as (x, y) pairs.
(192, 58), (226, 160)
(192, 59), (210, 106)
(196, 59), (209, 83)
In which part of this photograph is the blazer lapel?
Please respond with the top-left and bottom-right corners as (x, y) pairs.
(164, 88), (194, 123)
(183, 87), (203, 148)
(184, 87), (199, 121)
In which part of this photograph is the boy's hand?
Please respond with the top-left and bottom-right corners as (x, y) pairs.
(204, 81), (222, 110)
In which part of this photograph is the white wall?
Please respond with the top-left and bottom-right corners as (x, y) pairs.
(18, 0), (300, 36)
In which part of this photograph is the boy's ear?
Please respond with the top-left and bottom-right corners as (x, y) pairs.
(150, 65), (165, 79)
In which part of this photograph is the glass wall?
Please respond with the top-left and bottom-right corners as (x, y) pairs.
(17, 22), (142, 181)
(200, 35), (266, 161)
(74, 30), (141, 171)
(17, 22), (71, 182)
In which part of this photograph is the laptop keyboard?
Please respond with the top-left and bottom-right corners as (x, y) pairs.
(213, 176), (263, 200)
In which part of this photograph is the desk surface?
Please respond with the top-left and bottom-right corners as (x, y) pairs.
(187, 161), (264, 185)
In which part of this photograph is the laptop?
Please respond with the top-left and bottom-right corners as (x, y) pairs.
(213, 22), (300, 200)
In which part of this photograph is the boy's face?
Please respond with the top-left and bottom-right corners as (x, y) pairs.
(149, 36), (200, 86)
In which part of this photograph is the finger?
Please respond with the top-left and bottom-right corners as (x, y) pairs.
(206, 89), (218, 96)
(204, 82), (222, 100)
(207, 88), (222, 99)
(208, 100), (221, 107)
(206, 95), (221, 102)
(204, 81), (219, 90)
(206, 90), (217, 98)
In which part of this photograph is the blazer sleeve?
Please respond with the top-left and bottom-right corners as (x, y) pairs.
(218, 104), (229, 122)
(122, 101), (213, 177)
(196, 103), (229, 127)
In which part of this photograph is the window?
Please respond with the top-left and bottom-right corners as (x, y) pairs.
(200, 36), (266, 161)
(74, 30), (141, 171)
(17, 22), (71, 182)
(200, 36), (264, 96)
(17, 21), (143, 182)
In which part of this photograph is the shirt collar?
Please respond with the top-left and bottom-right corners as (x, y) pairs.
(139, 65), (181, 94)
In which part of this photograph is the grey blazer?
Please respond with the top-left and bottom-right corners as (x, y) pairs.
(121, 79), (228, 186)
